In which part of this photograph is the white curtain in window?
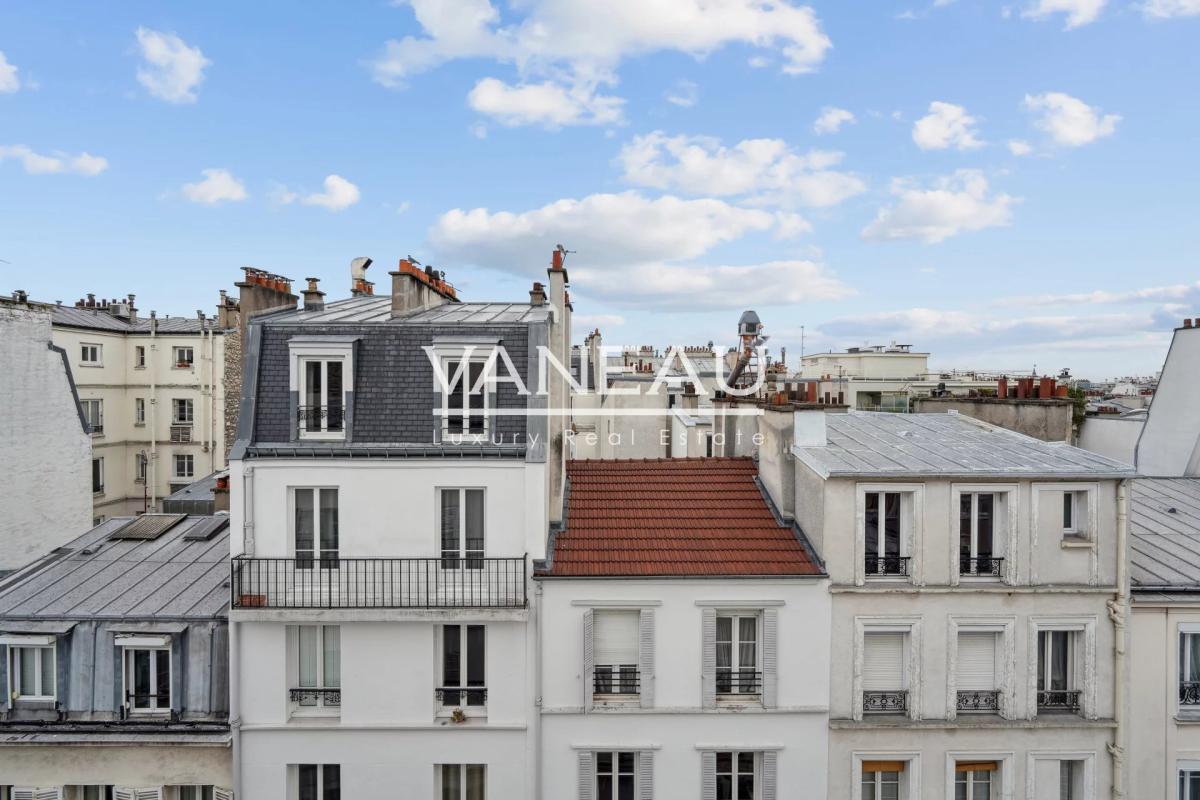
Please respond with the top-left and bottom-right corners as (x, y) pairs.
(323, 626), (340, 688)
(299, 626), (319, 687)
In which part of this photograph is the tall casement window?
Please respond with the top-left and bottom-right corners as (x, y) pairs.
(593, 610), (639, 696)
(1058, 761), (1083, 800)
(299, 357), (345, 438)
(953, 762), (996, 800)
(862, 631), (907, 714)
(862, 761), (904, 800)
(297, 764), (340, 800)
(81, 399), (103, 435)
(439, 624), (485, 708)
(8, 644), (55, 701)
(956, 632), (1000, 713)
(1059, 489), (1092, 541)
(134, 344), (146, 368)
(865, 491), (905, 576)
(80, 343), (101, 366)
(174, 454), (194, 479)
(173, 398), (194, 424)
(92, 457), (105, 493)
(440, 488), (484, 569)
(1037, 631), (1078, 713)
(294, 625), (340, 709)
(294, 488), (338, 568)
(716, 752), (756, 800)
(134, 397), (146, 425)
(441, 358), (489, 438)
(959, 493), (999, 577)
(1180, 631), (1200, 707)
(716, 614), (759, 695)
(596, 752), (635, 800)
(135, 453), (148, 483)
(439, 764), (485, 800)
(124, 647), (170, 712)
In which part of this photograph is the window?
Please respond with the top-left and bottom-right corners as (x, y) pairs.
(173, 398), (193, 424)
(865, 492), (906, 576)
(954, 763), (996, 800)
(81, 343), (101, 365)
(294, 625), (339, 709)
(82, 399), (104, 435)
(135, 345), (146, 368)
(956, 632), (1000, 712)
(134, 398), (146, 426)
(8, 645), (55, 701)
(705, 433), (714, 457)
(442, 358), (489, 437)
(173, 454), (194, 479)
(439, 624), (485, 707)
(1059, 761), (1082, 800)
(716, 752), (755, 800)
(440, 489), (484, 569)
(593, 611), (639, 696)
(959, 493), (1000, 577)
(297, 765), (339, 800)
(294, 488), (338, 568)
(1037, 631), (1078, 712)
(861, 762), (904, 800)
(1063, 492), (1076, 533)
(124, 647), (170, 712)
(92, 457), (105, 493)
(79, 788), (115, 800)
(863, 632), (906, 713)
(1059, 490), (1092, 540)
(178, 789), (214, 800)
(438, 765), (485, 800)
(716, 614), (759, 695)
(596, 753), (635, 800)
(1181, 632), (1200, 707)
(1181, 769), (1200, 800)
(173, 346), (194, 367)
(299, 357), (345, 438)
(135, 453), (147, 484)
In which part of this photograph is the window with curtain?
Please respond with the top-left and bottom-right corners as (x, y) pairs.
(958, 493), (998, 576)
(1037, 630), (1076, 711)
(861, 761), (904, 800)
(82, 399), (103, 434)
(295, 488), (338, 568)
(124, 647), (170, 712)
(298, 764), (339, 800)
(439, 764), (485, 800)
(9, 645), (55, 701)
(865, 492), (905, 575)
(296, 625), (340, 708)
(596, 752), (635, 800)
(716, 614), (758, 695)
(593, 611), (639, 696)
(715, 752), (755, 800)
(1180, 632), (1200, 706)
(441, 624), (485, 707)
(440, 489), (485, 569)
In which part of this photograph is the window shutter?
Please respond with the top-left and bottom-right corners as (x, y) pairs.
(12, 790), (36, 800)
(761, 751), (778, 800)
(638, 750), (654, 800)
(214, 790), (234, 800)
(701, 607), (716, 709)
(701, 751), (717, 800)
(862, 632), (904, 690)
(578, 751), (595, 800)
(639, 608), (655, 709)
(957, 632), (997, 690)
(113, 790), (135, 800)
(582, 609), (594, 711)
(762, 609), (778, 709)
(135, 790), (163, 800)
(35, 791), (62, 800)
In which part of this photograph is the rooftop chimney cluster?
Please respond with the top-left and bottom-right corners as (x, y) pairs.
(241, 268), (292, 294)
(74, 293), (137, 321)
(1182, 318), (1200, 329)
(395, 258), (457, 302)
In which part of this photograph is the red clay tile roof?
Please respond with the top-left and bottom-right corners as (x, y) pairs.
(539, 457), (822, 578)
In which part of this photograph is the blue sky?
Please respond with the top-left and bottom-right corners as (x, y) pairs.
(2, 1), (1197, 378)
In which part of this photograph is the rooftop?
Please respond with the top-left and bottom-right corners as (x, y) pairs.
(538, 458), (822, 578)
(794, 411), (1135, 479)
(0, 515), (230, 621)
(263, 293), (550, 326)
(1130, 478), (1200, 592)
(51, 305), (219, 334)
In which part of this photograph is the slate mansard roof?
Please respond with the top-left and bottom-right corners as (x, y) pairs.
(539, 458), (823, 578)
(1130, 478), (1200, 594)
(794, 411), (1135, 480)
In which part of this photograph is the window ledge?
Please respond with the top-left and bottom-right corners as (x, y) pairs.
(1061, 537), (1094, 549)
(1174, 711), (1200, 724)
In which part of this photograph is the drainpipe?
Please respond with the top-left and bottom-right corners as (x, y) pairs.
(1109, 478), (1129, 799)
(209, 322), (217, 473)
(230, 616), (242, 797)
(149, 312), (159, 510)
(533, 578), (544, 800)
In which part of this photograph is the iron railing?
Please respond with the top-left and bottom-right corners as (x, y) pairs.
(594, 666), (640, 695)
(864, 556), (910, 577)
(124, 691), (171, 712)
(863, 690), (908, 713)
(957, 689), (1001, 712)
(231, 555), (527, 609)
(1181, 681), (1200, 705)
(436, 686), (487, 706)
(290, 688), (341, 707)
(716, 669), (763, 695)
(959, 556), (1004, 577)
(298, 405), (345, 433)
(1037, 689), (1081, 712)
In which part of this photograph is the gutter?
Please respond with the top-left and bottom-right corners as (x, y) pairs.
(1109, 478), (1130, 800)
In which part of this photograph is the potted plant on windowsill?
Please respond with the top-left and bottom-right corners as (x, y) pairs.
(450, 707), (467, 724)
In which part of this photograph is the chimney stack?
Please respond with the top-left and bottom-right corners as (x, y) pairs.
(529, 281), (546, 306)
(389, 257), (457, 316)
(350, 257), (374, 296)
(303, 278), (326, 312)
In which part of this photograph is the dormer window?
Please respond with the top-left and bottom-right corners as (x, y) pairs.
(288, 337), (357, 442)
(442, 358), (490, 439)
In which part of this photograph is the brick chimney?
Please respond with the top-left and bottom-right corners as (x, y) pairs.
(529, 281), (546, 306)
(303, 277), (326, 312)
(350, 257), (374, 296)
(389, 258), (457, 316)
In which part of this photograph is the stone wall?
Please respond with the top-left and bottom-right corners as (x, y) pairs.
(912, 396), (1073, 441)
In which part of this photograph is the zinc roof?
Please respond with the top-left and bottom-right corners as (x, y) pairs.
(51, 306), (219, 334)
(264, 294), (550, 325)
(1130, 478), (1200, 590)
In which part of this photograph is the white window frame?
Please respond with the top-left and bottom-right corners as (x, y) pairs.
(946, 617), (1015, 721)
(174, 454), (194, 479)
(854, 753), (919, 800)
(291, 764), (339, 800)
(438, 488), (486, 569)
(438, 352), (495, 442)
(591, 609), (641, 699)
(81, 399), (104, 436)
(134, 345), (146, 369)
(1028, 617), (1096, 719)
(297, 357), (347, 439)
(715, 751), (758, 800)
(1179, 760), (1200, 800)
(950, 484), (1016, 585)
(288, 339), (355, 442)
(173, 346), (194, 368)
(854, 617), (922, 722)
(291, 624), (339, 714)
(943, 753), (1013, 800)
(1023, 752), (1095, 800)
(172, 398), (194, 425)
(861, 767), (904, 800)
(715, 611), (761, 698)
(80, 343), (102, 366)
(435, 764), (486, 800)
(120, 643), (171, 714)
(93, 457), (105, 494)
(6, 639), (56, 702)
(290, 487), (339, 566)
(855, 483), (923, 585)
(437, 624), (487, 716)
(134, 397), (146, 426)
(176, 788), (215, 800)
(1179, 625), (1200, 715)
(594, 751), (637, 800)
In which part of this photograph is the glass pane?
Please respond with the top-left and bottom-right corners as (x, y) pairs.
(323, 626), (340, 688)
(1051, 631), (1069, 690)
(1190, 772), (1200, 800)
(319, 489), (339, 557)
(468, 361), (486, 433)
(295, 490), (315, 556)
(466, 764), (486, 800)
(305, 361), (322, 409)
(881, 775), (900, 800)
(443, 625), (461, 687)
(465, 490), (485, 564)
(1189, 634), (1200, 682)
(299, 764), (318, 800)
(326, 361), (344, 431)
(959, 494), (972, 561)
(1038, 632), (1047, 691)
(134, 649), (151, 707)
(884, 493), (901, 557)
(323, 764), (340, 800)
(299, 626), (320, 687)
(617, 775), (634, 800)
(716, 752), (732, 773)
(618, 752), (635, 773)
(865, 493), (879, 555)
(18, 648), (36, 695)
(716, 776), (732, 800)
(738, 618), (757, 669)
(441, 765), (461, 800)
(467, 625), (485, 687)
(442, 490), (461, 566)
(737, 775), (754, 800)
(1064, 492), (1073, 528)
(971, 771), (991, 800)
(155, 650), (170, 706)
(861, 776), (876, 800)
(597, 752), (613, 773)
(597, 776), (613, 800)
(977, 494), (994, 556)
(737, 752), (755, 774)
(446, 360), (464, 434)
(954, 778), (967, 800)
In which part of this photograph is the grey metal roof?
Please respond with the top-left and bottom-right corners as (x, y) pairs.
(0, 515), (230, 620)
(1130, 478), (1200, 590)
(51, 306), (223, 334)
(264, 294), (551, 325)
(795, 411), (1136, 479)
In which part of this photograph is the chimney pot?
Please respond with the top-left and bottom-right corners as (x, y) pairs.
(1185, 319), (1193, 328)
(302, 277), (326, 312)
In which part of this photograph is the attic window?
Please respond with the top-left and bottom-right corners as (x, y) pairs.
(109, 514), (187, 541)
(288, 338), (357, 442)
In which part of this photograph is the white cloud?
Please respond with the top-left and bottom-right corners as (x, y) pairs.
(617, 131), (866, 208)
(996, 280), (1200, 307)
(1007, 139), (1033, 156)
(302, 175), (361, 211)
(1021, 0), (1105, 28)
(747, 55), (770, 68)
(1142, 0), (1200, 16)
(861, 169), (1017, 244)
(0, 51), (20, 94)
(1023, 92), (1119, 147)
(181, 168), (247, 204)
(468, 77), (624, 127)
(135, 28), (210, 104)
(813, 106), (854, 135)
(0, 145), (109, 176)
(911, 101), (983, 151)
(666, 80), (699, 108)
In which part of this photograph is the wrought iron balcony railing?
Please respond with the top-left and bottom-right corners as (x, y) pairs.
(863, 690), (908, 713)
(1181, 681), (1200, 706)
(298, 405), (345, 433)
(594, 665), (640, 695)
(231, 555), (527, 609)
(1037, 689), (1081, 712)
(290, 688), (341, 707)
(436, 686), (487, 706)
(957, 689), (1001, 712)
(864, 555), (910, 577)
(716, 669), (763, 695)
(959, 556), (1004, 577)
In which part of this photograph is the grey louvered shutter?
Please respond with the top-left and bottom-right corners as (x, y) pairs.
(761, 752), (778, 800)
(701, 607), (716, 708)
(762, 608), (778, 709)
(582, 609), (594, 711)
(639, 608), (655, 708)
(700, 751), (717, 800)
(214, 790), (234, 800)
(578, 751), (596, 800)
(638, 750), (654, 800)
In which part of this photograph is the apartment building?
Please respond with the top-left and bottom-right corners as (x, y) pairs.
(0, 513), (232, 798)
(535, 457), (830, 800)
(227, 254), (572, 798)
(51, 295), (230, 521)
(756, 408), (1134, 799)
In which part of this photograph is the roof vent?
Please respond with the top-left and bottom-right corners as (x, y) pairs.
(182, 517), (231, 541)
(109, 514), (188, 541)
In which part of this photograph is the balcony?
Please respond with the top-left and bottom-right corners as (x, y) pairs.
(1037, 689), (1081, 713)
(298, 405), (345, 436)
(957, 689), (1001, 712)
(864, 555), (910, 577)
(863, 690), (908, 714)
(959, 556), (1004, 577)
(290, 688), (340, 707)
(594, 665), (640, 696)
(716, 669), (763, 696)
(230, 555), (527, 609)
(1181, 681), (1200, 706)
